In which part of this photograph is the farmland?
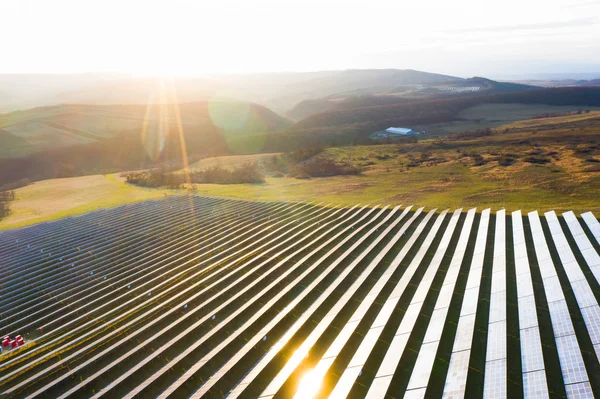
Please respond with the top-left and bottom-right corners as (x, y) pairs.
(1, 196), (599, 398)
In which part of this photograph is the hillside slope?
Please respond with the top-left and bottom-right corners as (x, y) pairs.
(293, 87), (600, 131)
(0, 69), (529, 116)
(286, 76), (536, 119)
(0, 100), (291, 158)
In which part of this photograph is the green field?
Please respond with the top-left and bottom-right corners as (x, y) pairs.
(0, 174), (174, 230)
(2, 109), (599, 230)
(415, 103), (600, 136)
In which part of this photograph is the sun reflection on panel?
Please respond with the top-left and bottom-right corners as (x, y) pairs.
(293, 368), (325, 399)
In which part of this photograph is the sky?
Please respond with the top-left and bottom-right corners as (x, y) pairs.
(1, 0), (599, 78)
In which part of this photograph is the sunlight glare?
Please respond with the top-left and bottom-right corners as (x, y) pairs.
(292, 368), (325, 399)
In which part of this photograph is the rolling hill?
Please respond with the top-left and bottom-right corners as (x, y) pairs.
(286, 76), (536, 120)
(0, 70), (537, 117)
(291, 87), (600, 132)
(0, 100), (291, 158)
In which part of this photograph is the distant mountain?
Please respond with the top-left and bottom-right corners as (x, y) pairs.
(0, 73), (131, 112)
(505, 78), (600, 88)
(579, 79), (600, 87)
(292, 87), (600, 131)
(0, 69), (532, 117)
(287, 76), (537, 120)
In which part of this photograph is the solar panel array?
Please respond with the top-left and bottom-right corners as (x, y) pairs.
(1, 196), (599, 399)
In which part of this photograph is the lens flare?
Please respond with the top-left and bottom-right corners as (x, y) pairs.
(140, 82), (167, 161)
(208, 98), (250, 131)
(208, 97), (268, 154)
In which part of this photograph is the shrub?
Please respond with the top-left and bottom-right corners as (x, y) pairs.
(497, 155), (516, 167)
(190, 163), (265, 184)
(470, 153), (486, 166)
(124, 170), (185, 188)
(523, 156), (551, 164)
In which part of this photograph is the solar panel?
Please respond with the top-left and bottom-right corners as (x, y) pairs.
(563, 212), (593, 250)
(512, 210), (525, 237)
(405, 209), (479, 394)
(548, 300), (575, 338)
(483, 358), (507, 398)
(460, 287), (480, 316)
(399, 304), (422, 334)
(517, 272), (535, 298)
(580, 248), (600, 267)
(590, 266), (600, 285)
(362, 210), (464, 399)
(442, 349), (471, 398)
(482, 209), (509, 399)
(348, 326), (383, 368)
(403, 387), (427, 399)
(580, 306), (600, 344)
(407, 341), (439, 390)
(514, 242), (528, 262)
(465, 261), (484, 290)
(486, 320), (507, 361)
(520, 327), (545, 373)
(423, 308), (447, 344)
(565, 382), (594, 399)
(328, 365), (360, 399)
(372, 300), (396, 328)
(494, 210), (506, 255)
(453, 314), (477, 352)
(581, 212), (600, 244)
(543, 275), (565, 303)
(323, 320), (359, 358)
(556, 334), (589, 384)
(5, 202), (598, 399)
(378, 333), (410, 377)
(571, 279), (598, 308)
(435, 283), (455, 310)
(515, 255), (530, 276)
(562, 260), (587, 284)
(488, 291), (506, 323)
(523, 370), (549, 399)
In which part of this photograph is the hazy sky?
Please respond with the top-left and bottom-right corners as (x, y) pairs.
(1, 0), (599, 77)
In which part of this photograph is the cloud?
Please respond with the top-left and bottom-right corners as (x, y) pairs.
(444, 17), (598, 33)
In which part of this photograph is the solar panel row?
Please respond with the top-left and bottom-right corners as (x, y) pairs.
(0, 198), (599, 399)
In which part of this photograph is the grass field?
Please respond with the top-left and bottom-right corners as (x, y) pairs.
(415, 104), (600, 136)
(0, 174), (174, 230)
(2, 110), (599, 230)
